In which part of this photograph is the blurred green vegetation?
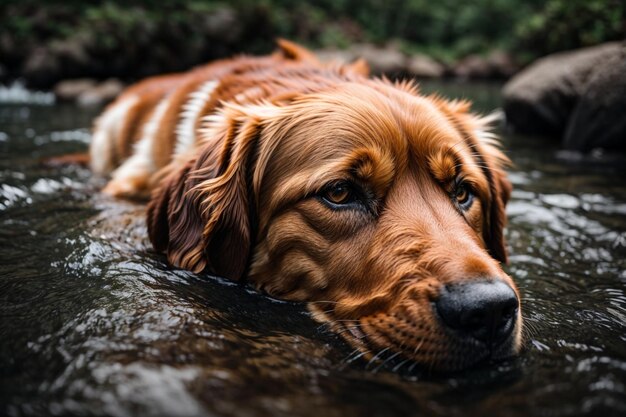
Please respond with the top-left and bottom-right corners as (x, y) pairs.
(0, 0), (624, 84)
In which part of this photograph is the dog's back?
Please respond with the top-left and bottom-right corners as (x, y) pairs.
(90, 40), (368, 198)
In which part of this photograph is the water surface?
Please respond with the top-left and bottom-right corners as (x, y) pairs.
(1, 83), (625, 417)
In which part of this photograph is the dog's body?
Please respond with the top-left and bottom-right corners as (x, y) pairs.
(91, 40), (521, 372)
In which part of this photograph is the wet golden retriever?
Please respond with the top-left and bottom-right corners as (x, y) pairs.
(91, 40), (521, 372)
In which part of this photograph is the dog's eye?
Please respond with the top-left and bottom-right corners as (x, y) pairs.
(455, 182), (474, 210)
(322, 182), (356, 205)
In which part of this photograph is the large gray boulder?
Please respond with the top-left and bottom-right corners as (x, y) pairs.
(503, 42), (626, 151)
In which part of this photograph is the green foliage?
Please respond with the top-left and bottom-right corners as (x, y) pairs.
(515, 0), (625, 56)
(0, 0), (623, 69)
(224, 0), (624, 59)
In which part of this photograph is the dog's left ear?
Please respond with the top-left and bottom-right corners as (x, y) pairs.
(147, 103), (279, 280)
(471, 115), (512, 264)
(484, 162), (512, 264)
(442, 101), (512, 264)
(275, 39), (319, 63)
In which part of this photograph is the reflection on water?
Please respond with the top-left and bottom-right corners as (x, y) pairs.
(1, 84), (625, 417)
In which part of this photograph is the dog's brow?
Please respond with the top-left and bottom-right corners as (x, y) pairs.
(428, 146), (462, 184)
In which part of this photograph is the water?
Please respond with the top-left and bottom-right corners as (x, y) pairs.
(1, 83), (625, 417)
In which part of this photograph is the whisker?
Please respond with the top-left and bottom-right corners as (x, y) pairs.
(366, 347), (390, 369)
(405, 338), (426, 373)
(408, 359), (421, 373)
(373, 350), (402, 373)
(316, 322), (332, 331)
(316, 319), (362, 333)
(316, 320), (362, 335)
(341, 347), (362, 363)
(412, 338), (425, 356)
(521, 315), (540, 343)
(391, 358), (411, 373)
(345, 349), (370, 364)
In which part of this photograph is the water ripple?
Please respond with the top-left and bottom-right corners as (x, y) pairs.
(2, 92), (625, 417)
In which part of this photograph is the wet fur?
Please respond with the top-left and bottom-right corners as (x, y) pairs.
(91, 41), (519, 371)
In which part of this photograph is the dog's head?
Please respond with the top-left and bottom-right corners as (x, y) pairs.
(147, 80), (520, 372)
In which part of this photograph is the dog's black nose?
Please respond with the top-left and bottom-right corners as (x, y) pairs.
(436, 280), (518, 346)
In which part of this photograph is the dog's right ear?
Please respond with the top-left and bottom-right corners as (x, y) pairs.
(147, 102), (282, 280)
(274, 38), (319, 63)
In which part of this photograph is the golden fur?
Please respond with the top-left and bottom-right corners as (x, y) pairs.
(91, 40), (520, 371)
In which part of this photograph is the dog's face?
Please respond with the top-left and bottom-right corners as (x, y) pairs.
(148, 81), (520, 372)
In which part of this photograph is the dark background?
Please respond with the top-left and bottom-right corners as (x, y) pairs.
(1, 0), (624, 88)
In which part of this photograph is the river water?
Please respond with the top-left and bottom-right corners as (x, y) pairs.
(1, 82), (625, 417)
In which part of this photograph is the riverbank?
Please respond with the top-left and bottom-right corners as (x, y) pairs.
(2, 37), (520, 93)
(2, 1), (622, 90)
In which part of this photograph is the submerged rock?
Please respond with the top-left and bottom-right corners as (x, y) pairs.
(503, 42), (625, 151)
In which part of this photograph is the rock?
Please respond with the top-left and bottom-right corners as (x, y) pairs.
(349, 44), (406, 75)
(454, 54), (492, 79)
(486, 50), (518, 78)
(406, 54), (445, 78)
(563, 48), (626, 151)
(77, 79), (124, 106)
(452, 51), (519, 79)
(503, 42), (625, 150)
(54, 78), (97, 101)
(314, 48), (358, 65)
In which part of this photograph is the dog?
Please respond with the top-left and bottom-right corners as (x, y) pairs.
(90, 40), (521, 372)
